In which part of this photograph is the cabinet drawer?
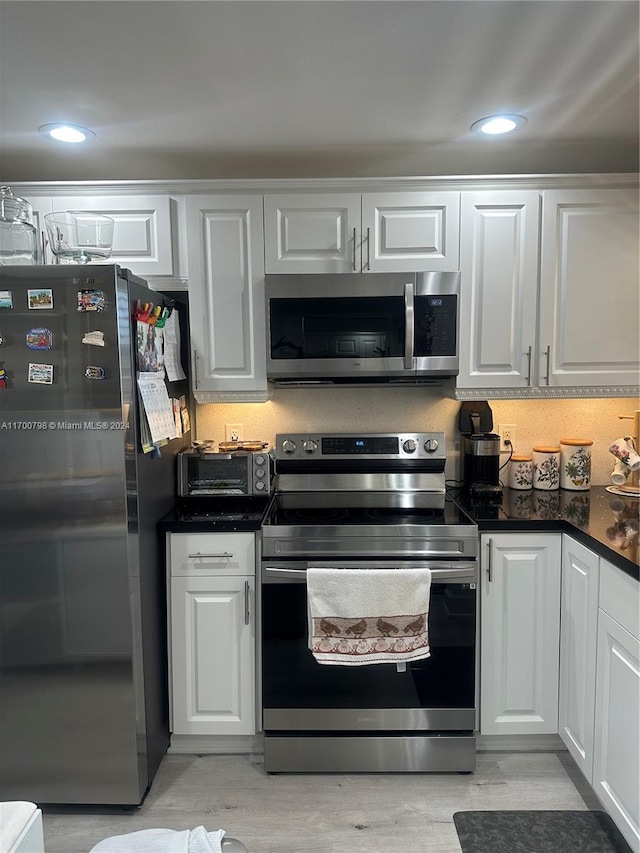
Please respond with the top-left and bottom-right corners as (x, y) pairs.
(169, 532), (255, 577)
(599, 559), (640, 639)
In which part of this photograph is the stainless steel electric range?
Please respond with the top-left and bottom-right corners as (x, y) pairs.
(260, 432), (478, 773)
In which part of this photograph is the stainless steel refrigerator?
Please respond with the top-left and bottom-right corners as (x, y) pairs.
(0, 265), (190, 805)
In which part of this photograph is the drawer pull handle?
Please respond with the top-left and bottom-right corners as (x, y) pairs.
(244, 580), (250, 625)
(187, 552), (233, 559)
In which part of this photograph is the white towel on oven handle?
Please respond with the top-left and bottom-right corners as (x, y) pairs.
(307, 566), (432, 666)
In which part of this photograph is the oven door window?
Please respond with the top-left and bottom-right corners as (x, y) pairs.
(269, 297), (405, 360)
(262, 579), (475, 710)
(186, 455), (248, 494)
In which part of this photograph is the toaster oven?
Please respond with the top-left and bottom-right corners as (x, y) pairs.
(177, 448), (272, 497)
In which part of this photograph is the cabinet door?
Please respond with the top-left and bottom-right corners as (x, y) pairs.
(362, 191), (460, 272)
(186, 195), (267, 402)
(558, 536), (599, 782)
(480, 533), (561, 735)
(264, 194), (361, 274)
(539, 189), (640, 388)
(170, 575), (255, 736)
(51, 195), (174, 276)
(458, 192), (540, 389)
(593, 610), (640, 852)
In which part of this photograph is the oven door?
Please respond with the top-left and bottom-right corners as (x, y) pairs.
(261, 560), (477, 733)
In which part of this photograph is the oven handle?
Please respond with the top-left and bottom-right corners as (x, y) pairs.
(263, 561), (477, 584)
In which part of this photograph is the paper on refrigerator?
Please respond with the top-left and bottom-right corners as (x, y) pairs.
(162, 309), (187, 382)
(137, 374), (177, 444)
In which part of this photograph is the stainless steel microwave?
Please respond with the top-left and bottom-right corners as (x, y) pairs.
(265, 272), (460, 384)
(178, 448), (272, 497)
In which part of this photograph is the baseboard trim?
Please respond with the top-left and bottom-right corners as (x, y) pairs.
(477, 734), (565, 752)
(169, 734), (263, 754)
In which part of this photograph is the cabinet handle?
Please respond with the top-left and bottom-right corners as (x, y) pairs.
(187, 552), (233, 559)
(486, 537), (494, 583)
(525, 345), (532, 386)
(366, 226), (370, 270)
(352, 227), (357, 271)
(543, 345), (551, 385)
(244, 580), (250, 625)
(193, 349), (199, 386)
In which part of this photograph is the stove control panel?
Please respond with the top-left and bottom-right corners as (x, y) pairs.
(275, 433), (446, 461)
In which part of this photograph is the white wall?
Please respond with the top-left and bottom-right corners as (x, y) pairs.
(195, 387), (637, 486)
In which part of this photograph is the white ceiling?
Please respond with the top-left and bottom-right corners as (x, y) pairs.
(1, 0), (638, 182)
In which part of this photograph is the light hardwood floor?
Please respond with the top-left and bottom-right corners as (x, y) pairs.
(41, 750), (600, 853)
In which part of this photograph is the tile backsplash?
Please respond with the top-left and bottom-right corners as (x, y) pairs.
(195, 386), (637, 486)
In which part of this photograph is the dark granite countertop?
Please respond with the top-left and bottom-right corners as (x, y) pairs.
(160, 496), (271, 533)
(452, 485), (639, 582)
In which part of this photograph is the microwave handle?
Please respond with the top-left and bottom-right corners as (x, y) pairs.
(404, 281), (414, 369)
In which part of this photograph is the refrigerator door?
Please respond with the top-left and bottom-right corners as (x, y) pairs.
(0, 265), (176, 804)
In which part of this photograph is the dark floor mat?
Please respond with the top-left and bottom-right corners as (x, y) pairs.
(453, 810), (633, 853)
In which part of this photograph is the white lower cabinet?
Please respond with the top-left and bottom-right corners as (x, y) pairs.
(480, 532), (562, 735)
(592, 559), (640, 852)
(558, 535), (600, 782)
(168, 532), (256, 737)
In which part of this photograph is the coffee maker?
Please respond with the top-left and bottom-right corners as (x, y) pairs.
(458, 401), (503, 499)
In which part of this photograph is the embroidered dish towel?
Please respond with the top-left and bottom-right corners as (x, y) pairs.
(307, 567), (431, 665)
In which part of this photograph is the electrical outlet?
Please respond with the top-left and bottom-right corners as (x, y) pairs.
(225, 423), (244, 442)
(499, 424), (516, 453)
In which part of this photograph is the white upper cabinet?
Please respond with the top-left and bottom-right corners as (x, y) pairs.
(185, 195), (267, 403)
(458, 191), (540, 389)
(539, 189), (639, 388)
(457, 186), (639, 393)
(264, 192), (460, 274)
(264, 193), (361, 274)
(50, 195), (175, 277)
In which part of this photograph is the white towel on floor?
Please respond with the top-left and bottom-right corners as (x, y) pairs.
(307, 567), (431, 666)
(89, 826), (225, 853)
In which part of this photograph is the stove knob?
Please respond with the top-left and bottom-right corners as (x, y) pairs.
(281, 439), (296, 454)
(302, 439), (318, 454)
(424, 438), (439, 453)
(403, 439), (417, 453)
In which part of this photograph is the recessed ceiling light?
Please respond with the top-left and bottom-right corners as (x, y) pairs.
(39, 123), (96, 144)
(470, 114), (528, 136)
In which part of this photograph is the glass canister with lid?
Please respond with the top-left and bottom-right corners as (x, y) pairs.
(560, 438), (593, 490)
(0, 186), (38, 265)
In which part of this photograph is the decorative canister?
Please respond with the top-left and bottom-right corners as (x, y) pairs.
(508, 454), (533, 490)
(532, 445), (561, 490)
(560, 438), (593, 491)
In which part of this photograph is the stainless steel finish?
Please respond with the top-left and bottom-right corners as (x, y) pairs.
(244, 581), (250, 625)
(487, 537), (494, 582)
(264, 707), (475, 731)
(263, 560), (478, 583)
(526, 344), (532, 385)
(274, 432), (446, 462)
(265, 272), (460, 382)
(0, 265), (188, 805)
(188, 552), (233, 559)
(263, 534), (477, 559)
(404, 280), (414, 369)
(352, 226), (357, 271)
(366, 226), (370, 270)
(275, 472), (446, 493)
(462, 435), (500, 456)
(178, 448), (272, 497)
(263, 734), (476, 773)
(544, 344), (551, 384)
